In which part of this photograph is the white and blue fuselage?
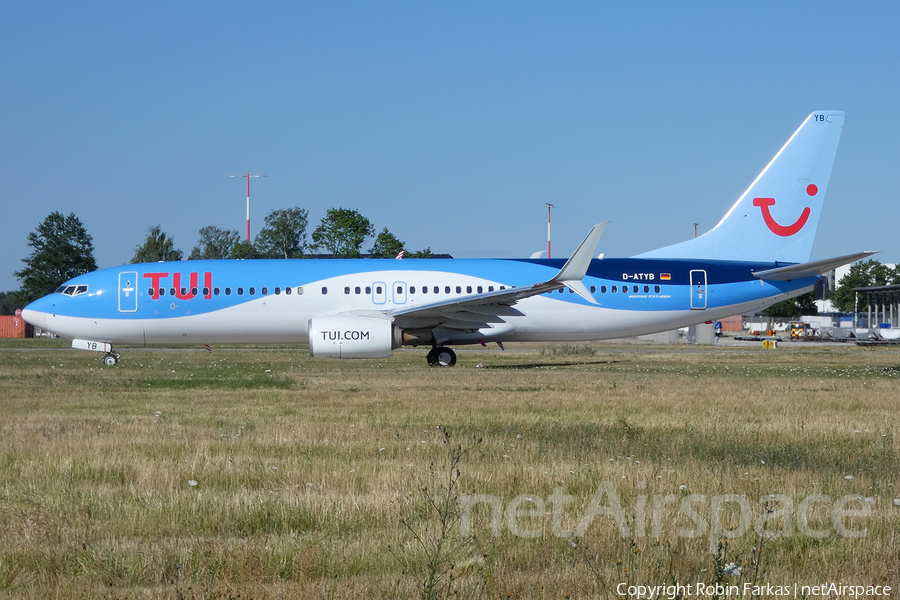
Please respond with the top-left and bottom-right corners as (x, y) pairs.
(23, 256), (814, 344)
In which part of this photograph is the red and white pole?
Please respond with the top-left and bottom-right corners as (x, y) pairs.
(246, 174), (251, 242)
(545, 203), (554, 258)
(231, 172), (266, 243)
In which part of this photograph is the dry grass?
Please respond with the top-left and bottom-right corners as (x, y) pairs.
(0, 341), (898, 598)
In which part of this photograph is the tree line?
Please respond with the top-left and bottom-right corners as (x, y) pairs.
(4, 208), (432, 312)
(764, 259), (900, 318)
(134, 207), (432, 262)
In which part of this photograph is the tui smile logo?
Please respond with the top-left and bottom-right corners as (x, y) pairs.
(752, 184), (818, 237)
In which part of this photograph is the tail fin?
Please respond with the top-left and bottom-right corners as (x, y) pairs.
(636, 111), (845, 263)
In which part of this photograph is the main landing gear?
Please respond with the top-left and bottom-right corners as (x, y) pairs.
(426, 346), (457, 367)
(102, 351), (120, 366)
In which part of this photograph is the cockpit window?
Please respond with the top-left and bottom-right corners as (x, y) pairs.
(56, 285), (89, 296)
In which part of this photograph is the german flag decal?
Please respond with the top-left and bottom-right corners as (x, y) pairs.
(660, 273), (671, 281)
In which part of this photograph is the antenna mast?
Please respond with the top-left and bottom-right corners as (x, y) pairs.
(545, 203), (554, 258)
(230, 172), (266, 242)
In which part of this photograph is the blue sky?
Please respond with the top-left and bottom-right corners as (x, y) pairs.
(2, 2), (898, 293)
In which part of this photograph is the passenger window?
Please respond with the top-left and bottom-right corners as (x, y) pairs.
(488, 286), (494, 292)
(433, 286), (439, 294)
(237, 287), (244, 295)
(159, 288), (166, 296)
(249, 287), (255, 295)
(376, 286), (383, 294)
(192, 287), (199, 296)
(477, 286), (483, 293)
(456, 286), (461, 293)
(355, 286), (361, 294)
(654, 285), (661, 293)
(297, 287), (303, 295)
(444, 286), (450, 294)
(601, 285), (607, 293)
(202, 287), (210, 296)
(410, 286), (416, 294)
(612, 285), (618, 293)
(398, 286), (403, 294)
(275, 287), (281, 295)
(365, 286), (371, 294)
(170, 288), (176, 296)
(214, 287), (220, 295)
(621, 286), (628, 293)
(344, 287), (351, 295)
(262, 287), (268, 295)
(225, 287), (232, 295)
(467, 286), (472, 293)
(321, 287), (328, 295)
(500, 286), (506, 290)
(422, 286), (428, 294)
(644, 285), (650, 293)
(147, 287), (154, 296)
(558, 288), (564, 294)
(285, 287), (292, 295)
(590, 285), (596, 293)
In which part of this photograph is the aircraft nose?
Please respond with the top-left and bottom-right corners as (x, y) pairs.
(21, 306), (48, 331)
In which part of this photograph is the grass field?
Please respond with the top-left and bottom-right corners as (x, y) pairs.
(0, 340), (898, 599)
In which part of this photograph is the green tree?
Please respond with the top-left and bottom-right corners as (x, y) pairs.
(832, 259), (899, 312)
(407, 247), (434, 258)
(132, 226), (182, 263)
(254, 207), (309, 259)
(0, 291), (23, 315)
(15, 211), (98, 304)
(229, 240), (261, 259)
(369, 228), (405, 258)
(764, 291), (818, 318)
(189, 226), (241, 260)
(310, 208), (374, 258)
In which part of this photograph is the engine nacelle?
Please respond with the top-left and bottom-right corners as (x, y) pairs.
(308, 314), (399, 359)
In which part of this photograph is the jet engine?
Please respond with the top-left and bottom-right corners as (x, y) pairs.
(308, 314), (400, 359)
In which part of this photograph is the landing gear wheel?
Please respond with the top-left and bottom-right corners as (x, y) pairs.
(102, 353), (119, 366)
(427, 346), (457, 367)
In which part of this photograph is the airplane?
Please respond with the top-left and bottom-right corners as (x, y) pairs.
(22, 110), (874, 367)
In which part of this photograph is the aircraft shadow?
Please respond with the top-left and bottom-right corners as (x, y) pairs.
(482, 360), (626, 370)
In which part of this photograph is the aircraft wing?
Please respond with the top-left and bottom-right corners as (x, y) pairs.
(385, 222), (608, 331)
(752, 251), (877, 281)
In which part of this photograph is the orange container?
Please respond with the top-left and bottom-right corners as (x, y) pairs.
(0, 315), (32, 338)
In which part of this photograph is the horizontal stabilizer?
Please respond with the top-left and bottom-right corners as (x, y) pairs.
(752, 251), (878, 281)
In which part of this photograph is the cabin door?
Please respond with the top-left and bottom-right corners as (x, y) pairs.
(690, 270), (708, 310)
(118, 271), (139, 313)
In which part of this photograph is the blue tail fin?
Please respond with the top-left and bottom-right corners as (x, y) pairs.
(636, 111), (845, 264)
